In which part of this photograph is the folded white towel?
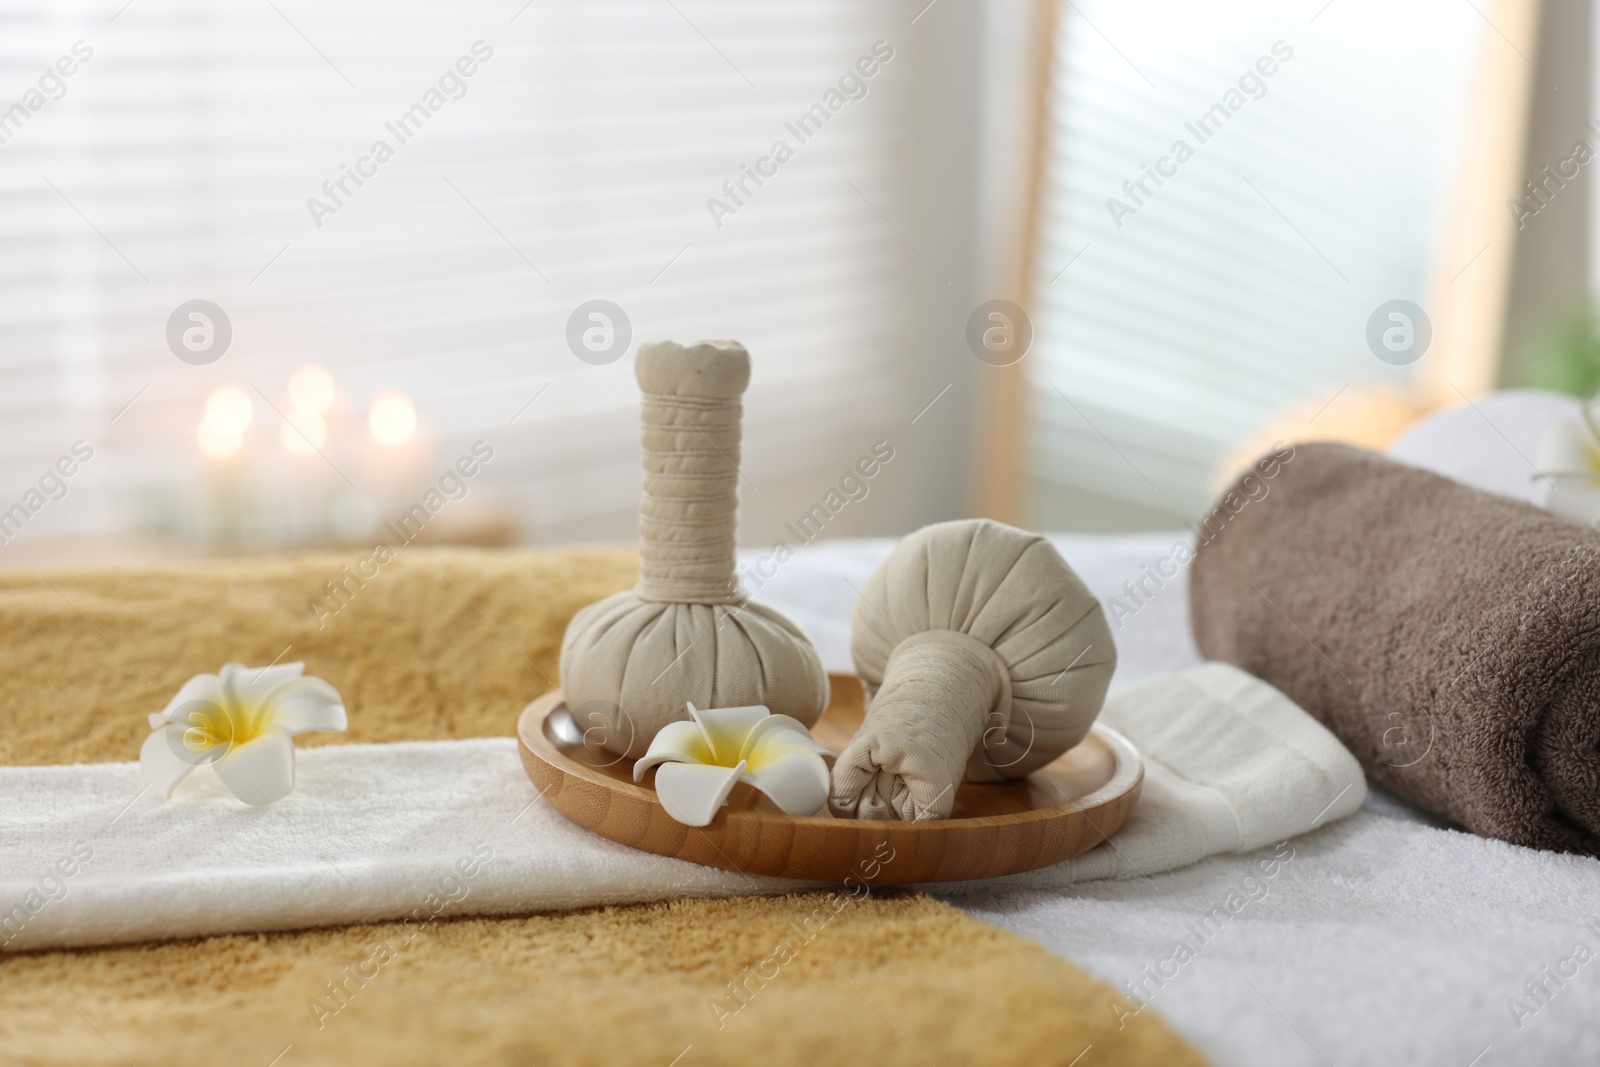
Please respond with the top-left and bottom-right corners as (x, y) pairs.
(0, 665), (1362, 951)
(0, 739), (794, 952)
(961, 663), (1366, 891)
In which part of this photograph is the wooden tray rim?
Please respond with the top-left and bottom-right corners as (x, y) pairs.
(516, 688), (1144, 834)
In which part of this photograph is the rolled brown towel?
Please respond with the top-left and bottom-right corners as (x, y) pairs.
(1189, 441), (1600, 856)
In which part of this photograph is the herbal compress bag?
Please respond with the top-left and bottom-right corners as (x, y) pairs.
(559, 340), (829, 758)
(832, 519), (1117, 820)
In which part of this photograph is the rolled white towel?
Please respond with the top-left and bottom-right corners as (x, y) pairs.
(1385, 387), (1579, 504)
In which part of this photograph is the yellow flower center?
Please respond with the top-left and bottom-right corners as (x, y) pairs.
(742, 733), (788, 772)
(180, 699), (270, 753)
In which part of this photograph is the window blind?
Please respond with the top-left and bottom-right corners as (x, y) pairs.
(1027, 0), (1476, 518)
(0, 0), (911, 548)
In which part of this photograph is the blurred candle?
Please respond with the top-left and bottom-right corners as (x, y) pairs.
(197, 419), (243, 459)
(281, 410), (328, 455)
(288, 364), (336, 414)
(204, 384), (252, 436)
(368, 390), (416, 447)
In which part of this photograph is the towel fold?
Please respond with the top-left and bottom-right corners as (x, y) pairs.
(1190, 441), (1600, 856)
(967, 662), (1365, 889)
(0, 664), (1363, 949)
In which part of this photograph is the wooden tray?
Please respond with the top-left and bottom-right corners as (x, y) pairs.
(516, 673), (1142, 884)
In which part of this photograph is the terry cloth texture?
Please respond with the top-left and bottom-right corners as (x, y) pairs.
(1189, 441), (1600, 855)
(0, 664), (1364, 951)
(0, 546), (1205, 1066)
(0, 892), (1205, 1067)
(949, 662), (1366, 888)
(0, 738), (807, 952)
(0, 546), (638, 767)
(753, 531), (1600, 1067)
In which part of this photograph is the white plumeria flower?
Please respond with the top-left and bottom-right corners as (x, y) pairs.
(1535, 412), (1600, 525)
(140, 662), (347, 805)
(633, 703), (832, 827)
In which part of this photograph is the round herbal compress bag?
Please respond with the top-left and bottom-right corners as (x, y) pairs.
(832, 519), (1116, 820)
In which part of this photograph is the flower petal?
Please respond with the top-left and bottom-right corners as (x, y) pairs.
(1536, 420), (1600, 479)
(140, 726), (201, 799)
(150, 673), (226, 730)
(740, 714), (833, 762)
(213, 725), (296, 806)
(223, 661), (306, 710)
(263, 676), (347, 737)
(686, 703), (770, 764)
(633, 720), (712, 782)
(740, 749), (829, 817)
(1546, 484), (1600, 525)
(652, 760), (747, 826)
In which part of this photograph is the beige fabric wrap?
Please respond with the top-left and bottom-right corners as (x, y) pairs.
(831, 519), (1117, 820)
(559, 340), (829, 758)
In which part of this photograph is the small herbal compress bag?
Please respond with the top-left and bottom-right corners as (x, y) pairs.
(831, 519), (1116, 820)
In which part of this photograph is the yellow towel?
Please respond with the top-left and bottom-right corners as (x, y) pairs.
(0, 547), (636, 765)
(0, 548), (1205, 1066)
(0, 892), (1202, 1066)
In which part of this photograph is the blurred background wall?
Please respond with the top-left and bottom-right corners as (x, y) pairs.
(0, 0), (1583, 564)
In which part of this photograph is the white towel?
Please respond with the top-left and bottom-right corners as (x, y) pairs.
(960, 812), (1600, 1067)
(1386, 387), (1579, 503)
(0, 664), (1362, 951)
(777, 537), (1600, 1065)
(0, 739), (795, 952)
(964, 663), (1366, 891)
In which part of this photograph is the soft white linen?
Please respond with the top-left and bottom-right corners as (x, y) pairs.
(755, 527), (1600, 1066)
(0, 658), (1357, 951)
(1386, 387), (1578, 506)
(0, 738), (797, 952)
(955, 663), (1366, 889)
(960, 815), (1600, 1067)
(8, 411), (1600, 1063)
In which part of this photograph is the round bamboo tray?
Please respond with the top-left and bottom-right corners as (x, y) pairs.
(517, 673), (1142, 884)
